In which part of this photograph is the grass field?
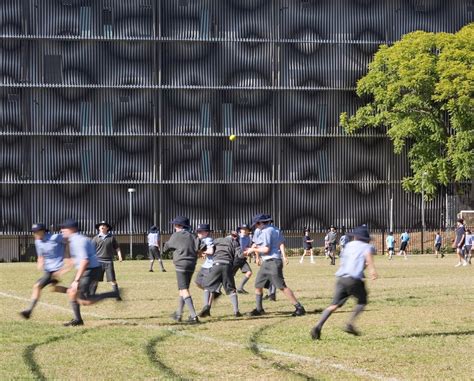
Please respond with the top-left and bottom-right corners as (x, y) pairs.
(0, 255), (473, 381)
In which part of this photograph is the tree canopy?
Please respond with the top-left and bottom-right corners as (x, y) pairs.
(340, 23), (474, 199)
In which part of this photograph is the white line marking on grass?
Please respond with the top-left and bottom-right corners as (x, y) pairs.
(1, 290), (400, 381)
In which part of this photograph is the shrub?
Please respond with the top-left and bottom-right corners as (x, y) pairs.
(29, 256), (37, 262)
(297, 248), (304, 256)
(424, 248), (433, 254)
(314, 248), (321, 256)
(11, 258), (18, 262)
(135, 255), (145, 260)
(412, 248), (421, 255)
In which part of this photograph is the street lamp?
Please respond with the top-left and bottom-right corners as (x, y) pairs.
(421, 172), (427, 253)
(128, 188), (136, 259)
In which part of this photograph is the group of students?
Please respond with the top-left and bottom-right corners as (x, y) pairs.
(384, 218), (473, 266)
(19, 214), (381, 340)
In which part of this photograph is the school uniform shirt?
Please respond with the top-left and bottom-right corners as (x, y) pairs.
(455, 225), (465, 246)
(434, 235), (442, 246)
(163, 230), (200, 272)
(335, 240), (376, 280)
(92, 232), (119, 262)
(35, 233), (65, 272)
(68, 232), (101, 269)
(253, 224), (281, 261)
(212, 237), (237, 264)
(339, 234), (349, 247)
(303, 235), (312, 249)
(239, 235), (251, 252)
(201, 237), (215, 269)
(327, 231), (337, 245)
(400, 232), (410, 243)
(147, 232), (160, 247)
(386, 235), (395, 249)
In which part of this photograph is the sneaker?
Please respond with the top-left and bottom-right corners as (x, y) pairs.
(248, 308), (265, 317)
(171, 312), (182, 322)
(187, 316), (200, 325)
(310, 326), (321, 340)
(292, 305), (306, 316)
(462, 261), (468, 267)
(343, 324), (360, 336)
(198, 305), (211, 318)
(268, 294), (276, 302)
(455, 262), (462, 267)
(161, 269), (167, 272)
(234, 311), (243, 317)
(149, 269), (154, 272)
(237, 289), (249, 295)
(63, 319), (84, 327)
(20, 310), (31, 320)
(116, 295), (122, 301)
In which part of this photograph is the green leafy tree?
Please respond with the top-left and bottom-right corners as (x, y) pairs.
(340, 24), (474, 199)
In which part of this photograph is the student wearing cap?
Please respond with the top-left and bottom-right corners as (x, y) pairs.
(194, 224), (215, 317)
(60, 219), (120, 326)
(310, 225), (378, 340)
(20, 223), (68, 319)
(147, 225), (166, 272)
(233, 224), (253, 294)
(92, 221), (123, 300)
(202, 234), (242, 318)
(386, 232), (395, 260)
(300, 228), (314, 264)
(327, 225), (337, 265)
(398, 230), (410, 260)
(163, 216), (201, 324)
(246, 214), (305, 317)
(454, 219), (467, 267)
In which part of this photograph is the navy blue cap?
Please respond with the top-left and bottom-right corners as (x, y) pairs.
(251, 214), (273, 228)
(149, 225), (159, 233)
(60, 219), (79, 230)
(170, 216), (190, 228)
(95, 220), (112, 230)
(348, 225), (371, 242)
(238, 224), (250, 230)
(196, 223), (212, 232)
(31, 223), (48, 233)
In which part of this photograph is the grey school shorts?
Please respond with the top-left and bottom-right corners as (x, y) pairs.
(233, 258), (251, 275)
(98, 261), (116, 282)
(255, 259), (286, 290)
(148, 246), (162, 260)
(36, 271), (58, 289)
(78, 267), (102, 300)
(195, 267), (211, 288)
(331, 276), (368, 306)
(176, 270), (194, 290)
(205, 263), (236, 294)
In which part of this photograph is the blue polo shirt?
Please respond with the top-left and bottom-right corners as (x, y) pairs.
(434, 234), (442, 245)
(336, 240), (375, 280)
(68, 232), (100, 269)
(239, 235), (251, 251)
(386, 235), (395, 249)
(201, 237), (215, 269)
(35, 233), (65, 272)
(339, 234), (349, 247)
(401, 232), (410, 243)
(148, 232), (160, 247)
(254, 224), (281, 260)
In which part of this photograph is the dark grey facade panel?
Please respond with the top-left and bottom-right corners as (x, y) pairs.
(0, 0), (472, 234)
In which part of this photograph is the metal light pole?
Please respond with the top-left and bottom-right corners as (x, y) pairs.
(421, 172), (427, 254)
(128, 188), (136, 259)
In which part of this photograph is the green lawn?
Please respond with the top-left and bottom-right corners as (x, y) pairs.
(0, 255), (473, 380)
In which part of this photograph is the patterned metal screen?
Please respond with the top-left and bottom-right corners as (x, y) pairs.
(0, 0), (473, 234)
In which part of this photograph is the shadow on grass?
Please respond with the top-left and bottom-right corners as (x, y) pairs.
(145, 332), (190, 381)
(248, 319), (321, 381)
(22, 330), (89, 381)
(399, 330), (474, 339)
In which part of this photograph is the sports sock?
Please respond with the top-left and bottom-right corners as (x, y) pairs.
(239, 276), (249, 290)
(177, 296), (185, 316)
(229, 292), (239, 314)
(348, 304), (365, 325)
(70, 301), (82, 321)
(269, 284), (276, 296)
(316, 307), (333, 328)
(158, 259), (165, 271)
(256, 293), (263, 311)
(149, 260), (154, 270)
(203, 289), (211, 306)
(27, 298), (38, 312)
(184, 296), (197, 318)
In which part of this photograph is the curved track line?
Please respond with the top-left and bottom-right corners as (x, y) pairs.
(2, 290), (400, 381)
